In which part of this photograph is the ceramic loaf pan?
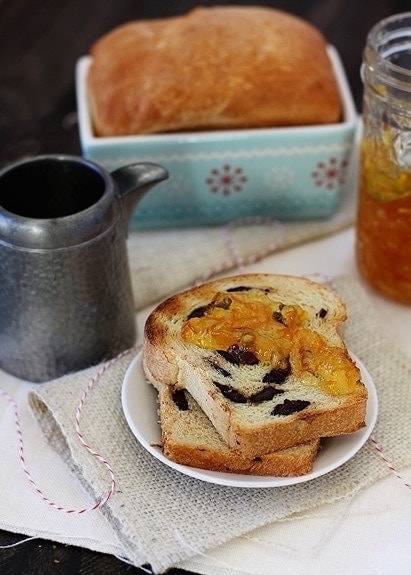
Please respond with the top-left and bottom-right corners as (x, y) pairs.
(76, 46), (358, 230)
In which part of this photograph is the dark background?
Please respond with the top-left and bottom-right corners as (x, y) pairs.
(0, 1), (408, 573)
(1, 0), (410, 171)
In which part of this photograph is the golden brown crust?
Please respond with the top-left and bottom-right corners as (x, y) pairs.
(88, 6), (341, 136)
(162, 440), (321, 476)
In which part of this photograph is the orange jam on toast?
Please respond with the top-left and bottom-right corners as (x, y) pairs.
(181, 291), (360, 395)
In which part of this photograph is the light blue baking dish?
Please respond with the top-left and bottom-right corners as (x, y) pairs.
(76, 46), (358, 230)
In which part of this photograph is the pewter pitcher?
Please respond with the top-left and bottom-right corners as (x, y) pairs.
(0, 154), (168, 382)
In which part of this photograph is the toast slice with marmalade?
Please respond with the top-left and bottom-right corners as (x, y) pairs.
(143, 274), (367, 460)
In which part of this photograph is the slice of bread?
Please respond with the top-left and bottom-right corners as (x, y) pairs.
(143, 274), (367, 458)
(154, 381), (321, 476)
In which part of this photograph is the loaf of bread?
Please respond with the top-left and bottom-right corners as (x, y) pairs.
(152, 379), (321, 476)
(88, 6), (342, 136)
(143, 274), (367, 459)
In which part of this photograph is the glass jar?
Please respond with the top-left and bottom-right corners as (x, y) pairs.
(356, 12), (411, 304)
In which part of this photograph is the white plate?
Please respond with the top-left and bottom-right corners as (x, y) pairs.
(121, 352), (378, 488)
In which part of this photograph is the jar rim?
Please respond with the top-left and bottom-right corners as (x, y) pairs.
(363, 12), (411, 96)
(365, 12), (411, 76)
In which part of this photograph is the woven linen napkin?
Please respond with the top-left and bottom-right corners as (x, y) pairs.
(28, 275), (411, 574)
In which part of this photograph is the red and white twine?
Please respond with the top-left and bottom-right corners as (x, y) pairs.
(194, 216), (285, 285)
(370, 435), (411, 491)
(0, 217), (409, 515)
(0, 347), (136, 514)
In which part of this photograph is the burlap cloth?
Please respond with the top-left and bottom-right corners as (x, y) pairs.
(28, 275), (411, 573)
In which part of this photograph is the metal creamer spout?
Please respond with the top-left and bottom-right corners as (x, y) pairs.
(112, 162), (169, 229)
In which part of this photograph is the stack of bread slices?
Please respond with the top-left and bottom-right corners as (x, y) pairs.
(142, 274), (368, 477)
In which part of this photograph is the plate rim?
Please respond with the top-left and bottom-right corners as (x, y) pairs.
(121, 351), (378, 488)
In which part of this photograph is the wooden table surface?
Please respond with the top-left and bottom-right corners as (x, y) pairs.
(0, 0), (408, 573)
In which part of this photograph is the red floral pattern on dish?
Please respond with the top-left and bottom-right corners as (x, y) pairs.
(311, 157), (349, 190)
(205, 164), (248, 196)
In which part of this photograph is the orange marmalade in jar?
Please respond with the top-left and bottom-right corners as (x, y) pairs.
(356, 12), (411, 304)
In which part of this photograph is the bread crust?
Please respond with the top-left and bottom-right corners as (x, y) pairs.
(88, 6), (341, 136)
(142, 273), (367, 458)
(156, 382), (321, 476)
